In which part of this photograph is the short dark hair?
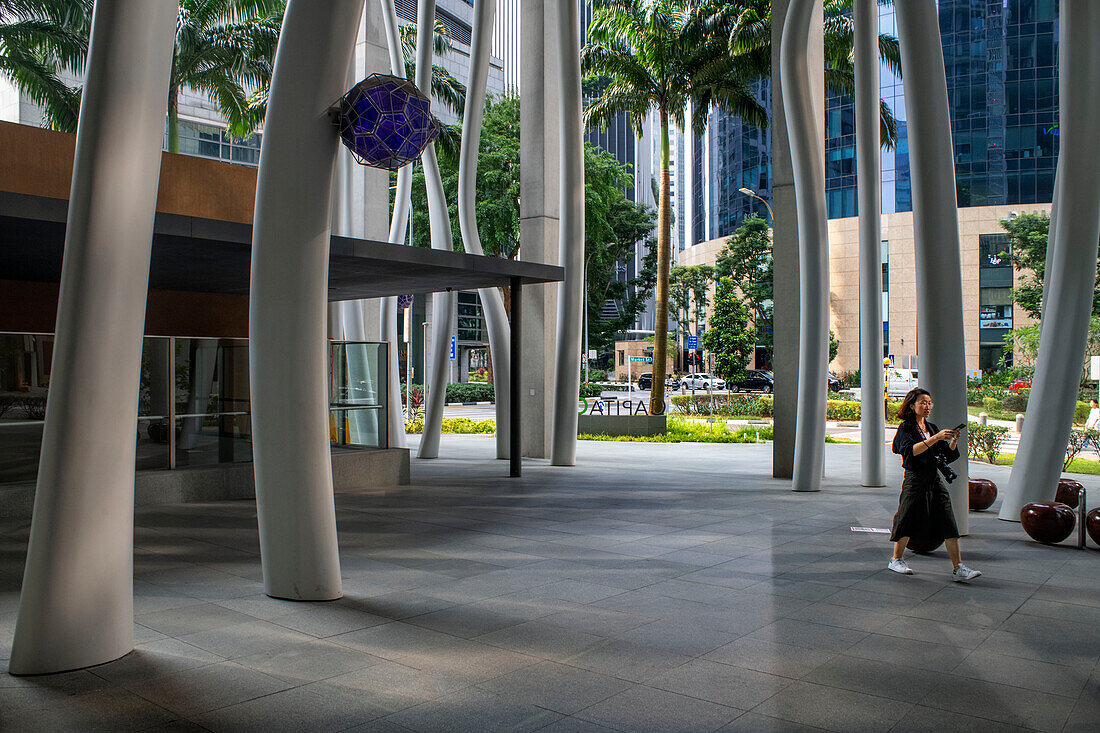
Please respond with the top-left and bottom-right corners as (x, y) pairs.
(897, 387), (932, 422)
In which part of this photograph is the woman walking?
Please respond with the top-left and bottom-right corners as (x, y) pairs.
(888, 387), (981, 581)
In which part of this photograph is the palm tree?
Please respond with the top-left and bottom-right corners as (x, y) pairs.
(583, 0), (903, 411)
(0, 0), (90, 132)
(397, 19), (466, 165)
(398, 19), (465, 117)
(583, 0), (769, 413)
(167, 0), (284, 152)
(696, 0), (902, 146)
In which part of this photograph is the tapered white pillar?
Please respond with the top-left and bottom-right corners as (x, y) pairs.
(781, 0), (828, 492)
(519, 0), (559, 460)
(895, 2), (969, 533)
(855, 0), (884, 487)
(416, 0), (456, 459)
(549, 0), (584, 466)
(1001, 1), (1100, 521)
(9, 0), (178, 675)
(250, 0), (366, 601)
(458, 0), (511, 459)
(380, 0), (410, 448)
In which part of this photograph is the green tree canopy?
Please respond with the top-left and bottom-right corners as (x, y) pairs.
(0, 0), (91, 132)
(1003, 212), (1100, 320)
(583, 0), (770, 412)
(703, 277), (755, 384)
(405, 95), (657, 358)
(669, 264), (713, 369)
(715, 216), (773, 351)
(167, 0), (285, 151)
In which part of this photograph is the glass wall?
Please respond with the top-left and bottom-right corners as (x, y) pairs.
(329, 341), (388, 450)
(0, 334), (389, 486)
(823, 0), (1059, 218)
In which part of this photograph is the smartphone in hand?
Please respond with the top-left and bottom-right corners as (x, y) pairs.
(954, 422), (968, 433)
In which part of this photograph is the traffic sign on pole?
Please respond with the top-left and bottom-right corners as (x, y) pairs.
(450, 336), (456, 360)
(687, 336), (698, 350)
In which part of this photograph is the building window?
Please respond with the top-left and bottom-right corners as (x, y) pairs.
(457, 292), (485, 342)
(173, 120), (261, 167)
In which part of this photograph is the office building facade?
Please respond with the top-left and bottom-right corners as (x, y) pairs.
(678, 0), (1059, 375)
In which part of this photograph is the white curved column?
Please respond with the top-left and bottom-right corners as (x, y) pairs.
(855, 0), (884, 487)
(781, 0), (828, 492)
(458, 0), (510, 459)
(379, 0), (409, 448)
(895, 2), (969, 533)
(549, 0), (585, 466)
(415, 0), (456, 459)
(250, 0), (366, 601)
(1001, 1), (1100, 521)
(9, 0), (178, 675)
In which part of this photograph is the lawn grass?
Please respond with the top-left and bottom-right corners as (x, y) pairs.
(978, 453), (1100, 475)
(968, 407), (1021, 422)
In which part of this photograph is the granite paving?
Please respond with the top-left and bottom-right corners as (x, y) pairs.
(1, 437), (1098, 732)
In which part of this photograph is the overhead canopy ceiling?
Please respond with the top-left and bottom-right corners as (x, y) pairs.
(0, 191), (562, 300)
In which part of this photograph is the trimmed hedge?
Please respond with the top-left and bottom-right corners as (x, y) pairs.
(669, 394), (901, 422)
(447, 382), (495, 403)
(670, 394), (774, 417)
(1001, 388), (1029, 413)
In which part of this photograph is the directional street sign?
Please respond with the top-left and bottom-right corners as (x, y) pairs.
(450, 336), (456, 360)
(687, 336), (698, 350)
(629, 356), (652, 363)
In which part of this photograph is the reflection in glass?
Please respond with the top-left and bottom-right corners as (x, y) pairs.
(330, 342), (388, 449)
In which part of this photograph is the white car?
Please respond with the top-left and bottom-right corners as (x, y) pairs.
(886, 368), (919, 397)
(681, 373), (725, 391)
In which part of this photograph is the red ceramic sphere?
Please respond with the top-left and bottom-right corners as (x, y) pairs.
(1087, 508), (1100, 548)
(906, 535), (944, 554)
(1020, 501), (1076, 545)
(1055, 478), (1084, 508)
(969, 478), (998, 512)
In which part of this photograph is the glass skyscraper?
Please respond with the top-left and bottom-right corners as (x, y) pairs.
(688, 0), (1059, 241)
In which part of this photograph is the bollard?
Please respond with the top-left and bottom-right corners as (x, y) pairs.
(1080, 488), (1088, 550)
(978, 412), (988, 425)
(1015, 413), (1025, 432)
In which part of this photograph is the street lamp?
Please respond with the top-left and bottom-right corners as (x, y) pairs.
(738, 187), (774, 223)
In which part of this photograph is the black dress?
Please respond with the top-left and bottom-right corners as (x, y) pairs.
(890, 419), (961, 544)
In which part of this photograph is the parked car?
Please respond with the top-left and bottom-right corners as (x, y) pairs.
(682, 373), (726, 391)
(636, 372), (680, 391)
(730, 369), (773, 393)
(827, 372), (843, 393)
(886, 368), (919, 397)
(1008, 379), (1031, 393)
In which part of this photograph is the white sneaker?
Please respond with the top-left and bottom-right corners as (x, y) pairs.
(887, 558), (913, 575)
(952, 563), (981, 582)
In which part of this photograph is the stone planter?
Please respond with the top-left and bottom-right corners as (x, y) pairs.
(577, 414), (667, 438)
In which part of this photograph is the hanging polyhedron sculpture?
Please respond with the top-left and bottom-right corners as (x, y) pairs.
(336, 73), (441, 170)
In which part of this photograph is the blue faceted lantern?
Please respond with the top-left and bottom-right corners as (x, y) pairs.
(336, 73), (441, 170)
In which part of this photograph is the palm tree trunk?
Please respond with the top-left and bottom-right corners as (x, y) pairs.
(650, 107), (672, 414)
(167, 84), (179, 153)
